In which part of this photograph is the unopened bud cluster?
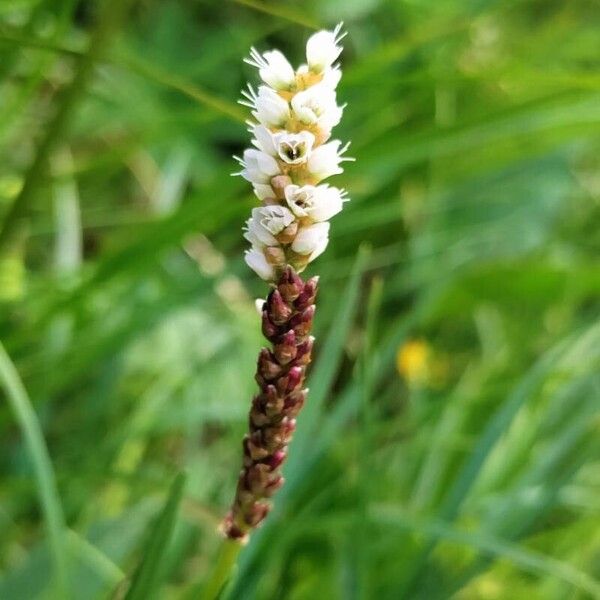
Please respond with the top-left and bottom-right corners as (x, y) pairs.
(222, 268), (317, 541)
(223, 25), (350, 542)
(235, 23), (352, 281)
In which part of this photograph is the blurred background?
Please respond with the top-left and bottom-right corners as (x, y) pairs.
(1, 0), (599, 598)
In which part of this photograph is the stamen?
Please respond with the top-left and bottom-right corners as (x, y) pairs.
(244, 47), (269, 70)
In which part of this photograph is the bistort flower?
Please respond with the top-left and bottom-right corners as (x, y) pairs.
(224, 22), (353, 543)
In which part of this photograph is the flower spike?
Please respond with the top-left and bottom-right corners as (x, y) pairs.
(223, 23), (351, 542)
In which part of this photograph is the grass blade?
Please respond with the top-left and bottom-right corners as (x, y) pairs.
(371, 505), (600, 598)
(123, 471), (187, 600)
(0, 340), (70, 598)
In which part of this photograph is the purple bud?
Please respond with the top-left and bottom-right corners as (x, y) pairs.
(250, 395), (270, 428)
(290, 305), (315, 338)
(245, 433), (269, 461)
(295, 336), (314, 365)
(280, 417), (297, 442)
(263, 474), (284, 497)
(294, 276), (319, 311)
(273, 329), (297, 365)
(246, 502), (270, 526)
(267, 289), (293, 325)
(284, 389), (307, 417)
(257, 348), (282, 381)
(286, 366), (303, 392)
(277, 267), (303, 302)
(276, 366), (304, 395)
(261, 310), (279, 341)
(267, 449), (287, 470)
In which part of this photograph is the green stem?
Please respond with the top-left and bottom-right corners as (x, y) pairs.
(0, 341), (70, 598)
(0, 0), (135, 253)
(201, 539), (243, 600)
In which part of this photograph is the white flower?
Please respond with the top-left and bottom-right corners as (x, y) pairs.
(244, 205), (295, 247)
(306, 23), (346, 73)
(292, 221), (330, 260)
(285, 184), (347, 222)
(234, 148), (280, 184)
(291, 84), (343, 131)
(307, 140), (352, 180)
(244, 48), (296, 90)
(240, 85), (290, 128)
(272, 131), (315, 164)
(250, 124), (277, 155)
(245, 248), (274, 280)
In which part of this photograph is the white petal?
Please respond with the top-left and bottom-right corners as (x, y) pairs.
(245, 248), (274, 280)
(255, 298), (266, 315)
(308, 185), (344, 222)
(308, 235), (329, 261)
(307, 141), (344, 180)
(306, 28), (343, 73)
(259, 50), (296, 90)
(251, 125), (277, 155)
(253, 183), (275, 201)
(292, 222), (330, 255)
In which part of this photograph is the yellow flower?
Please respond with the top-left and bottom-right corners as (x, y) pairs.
(396, 339), (430, 386)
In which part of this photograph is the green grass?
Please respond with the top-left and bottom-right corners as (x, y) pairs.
(1, 0), (599, 598)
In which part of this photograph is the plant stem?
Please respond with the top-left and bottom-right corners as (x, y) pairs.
(0, 341), (70, 598)
(201, 539), (243, 600)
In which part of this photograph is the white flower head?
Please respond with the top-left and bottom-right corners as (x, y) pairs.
(306, 23), (346, 73)
(272, 131), (315, 165)
(234, 148), (280, 184)
(244, 205), (295, 248)
(245, 248), (275, 280)
(244, 48), (296, 90)
(291, 84), (344, 132)
(285, 184), (348, 222)
(292, 221), (330, 261)
(240, 85), (290, 128)
(307, 140), (353, 181)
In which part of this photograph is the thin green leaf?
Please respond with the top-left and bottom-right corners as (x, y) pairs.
(123, 472), (187, 600)
(0, 341), (70, 598)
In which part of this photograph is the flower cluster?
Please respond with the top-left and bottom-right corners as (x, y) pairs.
(235, 23), (352, 281)
(222, 25), (351, 543)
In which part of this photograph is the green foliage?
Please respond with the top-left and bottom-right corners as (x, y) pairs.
(0, 0), (599, 599)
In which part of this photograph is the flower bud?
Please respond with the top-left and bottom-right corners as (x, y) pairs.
(273, 329), (297, 365)
(289, 305), (315, 338)
(277, 266), (304, 301)
(264, 246), (285, 265)
(261, 310), (279, 341)
(267, 288), (293, 325)
(267, 449), (287, 470)
(295, 336), (314, 365)
(270, 175), (292, 199)
(246, 502), (270, 527)
(276, 221), (298, 244)
(295, 276), (319, 311)
(276, 366), (303, 396)
(257, 348), (282, 381)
